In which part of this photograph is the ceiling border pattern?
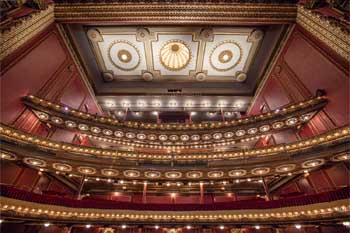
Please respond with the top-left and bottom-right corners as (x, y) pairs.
(53, 3), (297, 24)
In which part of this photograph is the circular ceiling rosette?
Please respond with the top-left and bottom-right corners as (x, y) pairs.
(160, 40), (191, 71)
(210, 40), (243, 72)
(108, 40), (141, 71)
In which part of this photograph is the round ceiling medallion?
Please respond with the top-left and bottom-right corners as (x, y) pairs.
(108, 40), (140, 71)
(165, 171), (182, 179)
(169, 135), (179, 141)
(51, 116), (63, 124)
(179, 135), (189, 141)
(202, 134), (212, 140)
(159, 135), (168, 141)
(259, 125), (270, 132)
(137, 134), (146, 140)
(102, 129), (113, 136)
(276, 164), (296, 173)
(210, 40), (243, 72)
(37, 112), (49, 120)
(191, 135), (200, 141)
(248, 128), (258, 135)
(53, 163), (72, 172)
(1, 151), (17, 160)
(159, 40), (191, 71)
(145, 171), (161, 178)
(78, 124), (89, 131)
(65, 121), (76, 128)
(286, 118), (298, 126)
(251, 167), (270, 175)
(228, 169), (247, 177)
(186, 171), (203, 179)
(213, 133), (223, 140)
(224, 132), (234, 138)
(272, 122), (284, 129)
(236, 130), (246, 137)
(124, 170), (140, 178)
(101, 168), (119, 177)
(207, 171), (224, 178)
(24, 158), (46, 167)
(91, 127), (101, 134)
(117, 49), (132, 63)
(78, 166), (96, 175)
(148, 134), (157, 140)
(218, 50), (233, 63)
(126, 132), (135, 139)
(300, 114), (311, 122)
(302, 159), (325, 168)
(332, 153), (350, 161)
(114, 131), (124, 137)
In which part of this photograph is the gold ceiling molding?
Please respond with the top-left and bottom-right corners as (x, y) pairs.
(0, 4), (55, 61)
(53, 4), (297, 24)
(107, 40), (141, 71)
(296, 5), (350, 60)
(0, 123), (349, 161)
(1, 196), (348, 223)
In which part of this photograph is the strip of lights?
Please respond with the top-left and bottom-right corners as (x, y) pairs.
(23, 95), (327, 132)
(0, 124), (349, 161)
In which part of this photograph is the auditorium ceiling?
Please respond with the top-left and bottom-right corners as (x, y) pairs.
(64, 24), (290, 118)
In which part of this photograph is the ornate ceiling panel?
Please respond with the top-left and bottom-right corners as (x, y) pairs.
(87, 27), (262, 82)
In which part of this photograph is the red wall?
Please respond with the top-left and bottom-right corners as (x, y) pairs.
(0, 23), (101, 143)
(249, 26), (349, 144)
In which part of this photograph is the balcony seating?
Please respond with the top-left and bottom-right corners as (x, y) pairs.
(0, 184), (349, 211)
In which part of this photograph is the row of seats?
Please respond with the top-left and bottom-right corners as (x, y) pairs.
(1, 184), (349, 211)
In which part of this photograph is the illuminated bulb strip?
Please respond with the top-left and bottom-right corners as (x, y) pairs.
(0, 124), (348, 161)
(24, 95), (327, 130)
(1, 200), (348, 223)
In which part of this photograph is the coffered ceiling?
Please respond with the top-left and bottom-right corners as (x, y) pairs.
(65, 24), (290, 116)
(87, 27), (263, 82)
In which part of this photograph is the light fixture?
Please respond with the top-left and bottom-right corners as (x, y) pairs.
(186, 225), (191, 230)
(44, 223), (50, 227)
(0, 220), (3, 224)
(343, 221), (350, 226)
(219, 225), (225, 230)
(171, 193), (176, 198)
(121, 225), (127, 229)
(295, 224), (302, 229)
(190, 112), (197, 116)
(86, 224), (91, 228)
(255, 225), (260, 230)
(155, 225), (160, 229)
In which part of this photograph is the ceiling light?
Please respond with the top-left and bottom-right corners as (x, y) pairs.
(186, 225), (191, 230)
(343, 221), (350, 226)
(295, 224), (302, 229)
(255, 225), (260, 230)
(190, 112), (197, 116)
(44, 223), (50, 227)
(86, 224), (91, 228)
(219, 225), (225, 230)
(155, 225), (160, 229)
(121, 225), (127, 229)
(152, 111), (159, 116)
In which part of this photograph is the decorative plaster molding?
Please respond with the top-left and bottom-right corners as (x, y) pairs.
(0, 5), (55, 61)
(296, 5), (350, 60)
(53, 3), (297, 24)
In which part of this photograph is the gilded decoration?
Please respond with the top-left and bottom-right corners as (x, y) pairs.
(159, 40), (192, 71)
(107, 40), (141, 71)
(209, 41), (243, 72)
(296, 5), (350, 60)
(1, 196), (349, 223)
